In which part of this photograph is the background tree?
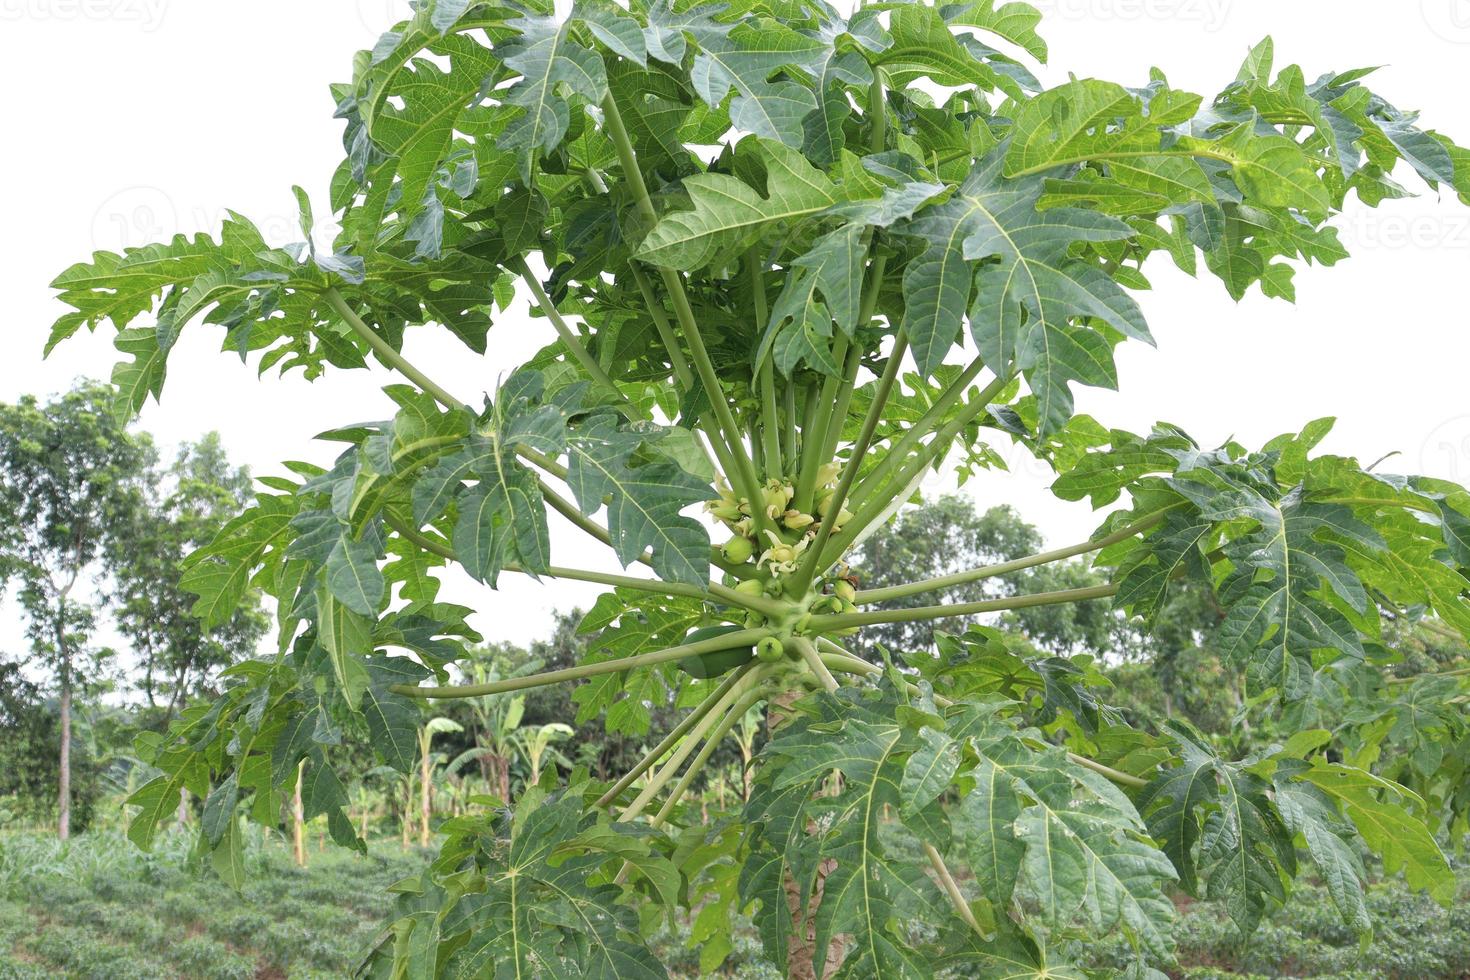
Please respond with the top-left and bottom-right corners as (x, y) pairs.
(520, 609), (725, 781)
(1119, 584), (1237, 731)
(853, 496), (1117, 654)
(0, 383), (152, 838)
(108, 432), (268, 719)
(0, 660), (102, 830)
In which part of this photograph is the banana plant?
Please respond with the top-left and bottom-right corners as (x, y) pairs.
(415, 716), (462, 846)
(457, 653), (540, 802)
(348, 779), (379, 840)
(49, 0), (1470, 975)
(514, 722), (574, 786)
(431, 747), (477, 817)
(361, 764), (413, 848)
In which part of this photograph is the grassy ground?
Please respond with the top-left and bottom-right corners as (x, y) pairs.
(0, 830), (421, 979)
(1087, 877), (1470, 979)
(1, 828), (1465, 978)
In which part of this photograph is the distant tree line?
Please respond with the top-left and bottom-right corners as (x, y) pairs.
(0, 381), (265, 836)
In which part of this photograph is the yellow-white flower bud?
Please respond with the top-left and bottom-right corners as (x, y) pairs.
(757, 529), (809, 575)
(707, 498), (741, 522)
(767, 543), (797, 564)
(783, 509), (815, 530)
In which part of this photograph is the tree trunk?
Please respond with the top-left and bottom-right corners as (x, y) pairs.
(476, 734), (494, 783)
(57, 673), (71, 841)
(400, 783), (411, 848)
(494, 754), (510, 803)
(769, 691), (847, 978)
(419, 743), (432, 847)
(176, 787), (190, 828)
(785, 858), (843, 980)
(292, 760), (306, 867)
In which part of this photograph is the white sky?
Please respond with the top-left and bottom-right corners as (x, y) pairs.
(1, 0), (1468, 665)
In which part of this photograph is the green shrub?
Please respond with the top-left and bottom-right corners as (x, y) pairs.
(1082, 869), (1470, 979)
(0, 960), (53, 980)
(24, 925), (168, 980)
(168, 935), (255, 980)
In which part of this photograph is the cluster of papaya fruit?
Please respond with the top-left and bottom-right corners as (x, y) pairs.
(705, 467), (854, 578)
(678, 466), (863, 679)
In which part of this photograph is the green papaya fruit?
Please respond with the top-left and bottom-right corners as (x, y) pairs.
(676, 625), (756, 678)
(756, 636), (785, 663)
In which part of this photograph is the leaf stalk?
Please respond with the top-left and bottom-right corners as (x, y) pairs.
(855, 505), (1181, 605)
(389, 627), (772, 700)
(599, 92), (768, 536)
(324, 288), (468, 414)
(809, 583), (1119, 631)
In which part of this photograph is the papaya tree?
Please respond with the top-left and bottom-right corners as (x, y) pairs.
(46, 0), (1470, 975)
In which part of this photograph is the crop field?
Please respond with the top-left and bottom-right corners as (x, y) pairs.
(1, 829), (1464, 980)
(0, 832), (421, 980)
